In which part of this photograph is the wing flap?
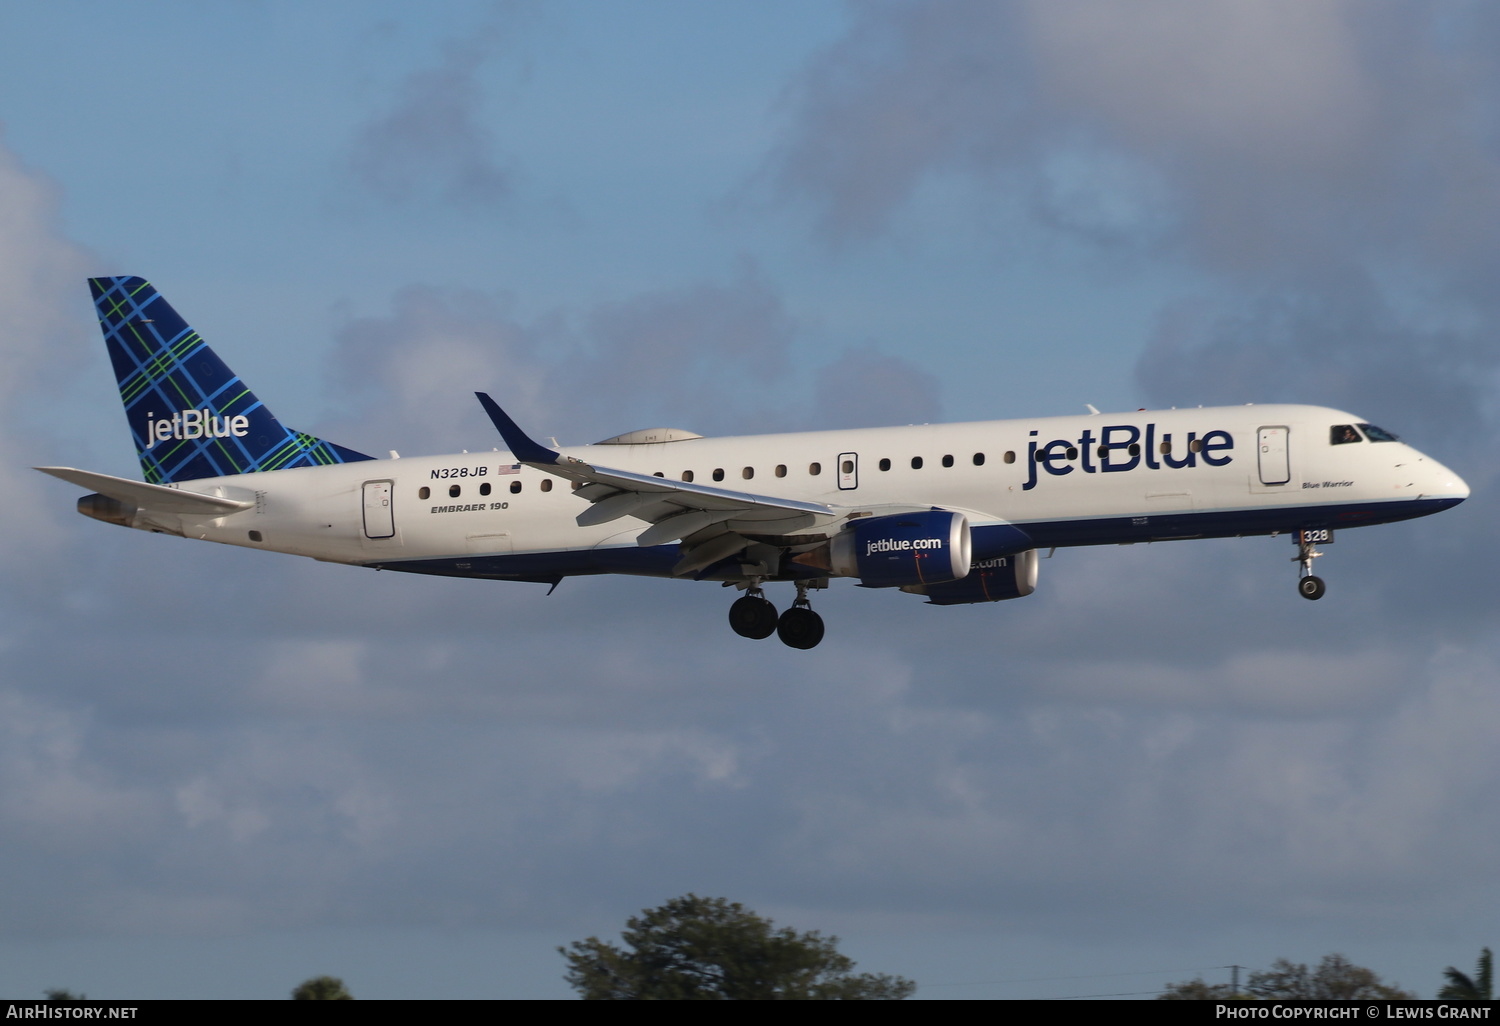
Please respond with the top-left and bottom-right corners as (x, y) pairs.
(672, 531), (752, 576)
(575, 489), (669, 528)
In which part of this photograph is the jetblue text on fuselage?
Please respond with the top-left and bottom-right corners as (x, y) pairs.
(144, 409), (250, 450)
(1022, 423), (1234, 491)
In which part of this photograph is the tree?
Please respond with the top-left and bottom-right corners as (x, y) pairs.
(291, 975), (353, 1000)
(560, 894), (916, 1000)
(1159, 955), (1413, 1000)
(1439, 947), (1493, 1000)
(1247, 955), (1413, 1001)
(42, 990), (85, 1001)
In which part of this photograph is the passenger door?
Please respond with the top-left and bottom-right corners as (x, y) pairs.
(1257, 426), (1290, 486)
(362, 480), (395, 539)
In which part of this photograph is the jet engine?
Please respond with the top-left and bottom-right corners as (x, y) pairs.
(901, 548), (1039, 605)
(827, 510), (971, 588)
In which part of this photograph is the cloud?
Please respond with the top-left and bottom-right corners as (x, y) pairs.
(581, 260), (799, 435)
(1135, 276), (1498, 448)
(1023, 0), (1374, 168)
(324, 260), (931, 449)
(770, 2), (1500, 278)
(767, 0), (1035, 244)
(0, 134), (98, 584)
(327, 284), (552, 456)
(812, 343), (942, 428)
(347, 40), (511, 207)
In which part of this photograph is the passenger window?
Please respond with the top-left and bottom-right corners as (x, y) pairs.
(1128, 443), (1140, 457)
(682, 470), (694, 482)
(973, 453), (985, 466)
(449, 484), (461, 498)
(510, 480), (522, 494)
(941, 454), (954, 468)
(841, 460), (853, 474)
(1160, 441), (1172, 455)
(1359, 423), (1399, 442)
(654, 472), (664, 478)
(419, 486), (430, 500)
(1097, 447), (1109, 458)
(775, 465), (787, 478)
(540, 479), (552, 492)
(713, 468), (725, 482)
(809, 463), (821, 475)
(1066, 447), (1078, 460)
(742, 467), (754, 480)
(911, 457), (923, 470)
(879, 458), (891, 471)
(1189, 439), (1203, 453)
(1003, 451), (1015, 464)
(479, 482), (492, 496)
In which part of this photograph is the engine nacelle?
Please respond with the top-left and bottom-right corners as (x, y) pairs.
(828, 510), (971, 588)
(901, 548), (1039, 605)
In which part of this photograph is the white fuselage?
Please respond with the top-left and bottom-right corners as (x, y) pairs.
(132, 404), (1467, 585)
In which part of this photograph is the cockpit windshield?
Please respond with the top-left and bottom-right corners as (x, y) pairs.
(1330, 425), (1362, 445)
(1358, 423), (1399, 442)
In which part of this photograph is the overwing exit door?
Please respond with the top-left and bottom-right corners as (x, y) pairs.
(838, 452), (858, 490)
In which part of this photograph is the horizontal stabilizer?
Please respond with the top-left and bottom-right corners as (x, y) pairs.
(35, 466), (254, 516)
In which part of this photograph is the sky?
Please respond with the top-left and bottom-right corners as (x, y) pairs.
(1, 0), (1497, 1001)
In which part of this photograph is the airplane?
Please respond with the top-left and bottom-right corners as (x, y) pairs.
(38, 276), (1470, 650)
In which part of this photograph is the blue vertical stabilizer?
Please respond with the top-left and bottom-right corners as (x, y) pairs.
(90, 276), (373, 483)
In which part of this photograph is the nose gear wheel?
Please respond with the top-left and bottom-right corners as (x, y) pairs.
(1293, 531), (1327, 601)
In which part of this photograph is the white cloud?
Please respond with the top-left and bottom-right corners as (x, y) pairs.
(0, 133), (97, 576)
(347, 42), (512, 207)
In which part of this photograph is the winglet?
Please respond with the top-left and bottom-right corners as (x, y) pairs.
(474, 393), (559, 465)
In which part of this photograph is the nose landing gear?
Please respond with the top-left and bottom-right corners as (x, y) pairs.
(1293, 530), (1327, 601)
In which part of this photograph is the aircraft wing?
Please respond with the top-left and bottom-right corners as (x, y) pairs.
(476, 393), (839, 574)
(35, 466), (254, 516)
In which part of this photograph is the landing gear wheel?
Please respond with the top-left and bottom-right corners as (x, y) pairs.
(776, 606), (825, 650)
(729, 595), (778, 639)
(1291, 531), (1329, 602)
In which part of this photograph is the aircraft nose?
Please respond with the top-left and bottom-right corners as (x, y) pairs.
(1424, 459), (1469, 502)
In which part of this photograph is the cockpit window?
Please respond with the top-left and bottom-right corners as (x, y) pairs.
(1330, 424), (1362, 445)
(1358, 423), (1399, 442)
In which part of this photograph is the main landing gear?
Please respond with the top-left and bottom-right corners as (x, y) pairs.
(727, 581), (825, 649)
(1293, 531), (1327, 601)
(728, 588), (778, 640)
